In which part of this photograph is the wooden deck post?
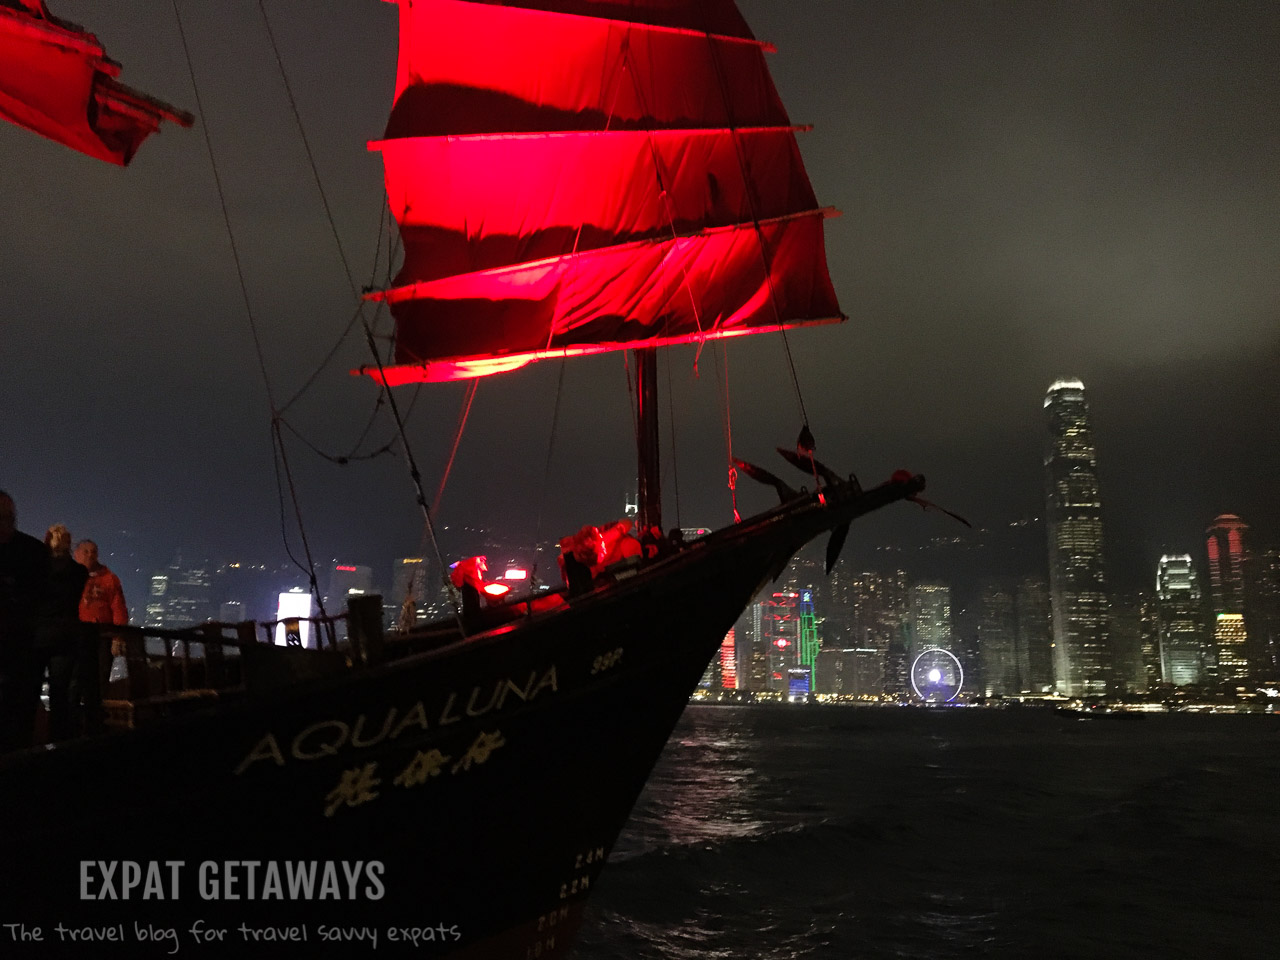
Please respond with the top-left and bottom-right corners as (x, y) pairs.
(201, 623), (226, 687)
(348, 594), (385, 666)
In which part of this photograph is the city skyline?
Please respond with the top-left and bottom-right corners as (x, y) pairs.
(90, 475), (1277, 653)
(694, 378), (1279, 700)
(124, 477), (1279, 701)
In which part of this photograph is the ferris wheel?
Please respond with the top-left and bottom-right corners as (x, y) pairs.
(910, 647), (964, 702)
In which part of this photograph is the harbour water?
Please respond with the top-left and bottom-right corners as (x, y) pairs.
(573, 705), (1279, 959)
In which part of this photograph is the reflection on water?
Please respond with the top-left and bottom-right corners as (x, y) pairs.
(574, 705), (1280, 960)
(614, 716), (764, 858)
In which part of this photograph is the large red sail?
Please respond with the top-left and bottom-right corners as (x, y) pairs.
(0, 1), (190, 166)
(367, 0), (842, 385)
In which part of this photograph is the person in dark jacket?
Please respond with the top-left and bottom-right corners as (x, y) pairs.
(36, 524), (87, 741)
(0, 491), (50, 751)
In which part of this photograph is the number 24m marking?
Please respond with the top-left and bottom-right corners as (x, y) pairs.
(590, 647), (624, 674)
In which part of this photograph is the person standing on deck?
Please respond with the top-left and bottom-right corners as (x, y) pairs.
(450, 556), (489, 632)
(0, 491), (50, 751)
(73, 538), (128, 734)
(36, 524), (87, 741)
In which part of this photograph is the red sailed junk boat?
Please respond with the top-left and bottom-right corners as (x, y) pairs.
(0, 0), (190, 164)
(0, 2), (928, 956)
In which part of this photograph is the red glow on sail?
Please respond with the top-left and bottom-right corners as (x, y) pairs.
(0, 1), (191, 165)
(368, 0), (842, 383)
(364, 317), (837, 385)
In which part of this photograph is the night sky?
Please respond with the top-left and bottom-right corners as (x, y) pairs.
(2, 0), (1277, 603)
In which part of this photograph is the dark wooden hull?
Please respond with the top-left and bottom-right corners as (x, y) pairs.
(0, 475), (923, 957)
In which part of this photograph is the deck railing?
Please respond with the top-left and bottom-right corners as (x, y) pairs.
(88, 596), (393, 728)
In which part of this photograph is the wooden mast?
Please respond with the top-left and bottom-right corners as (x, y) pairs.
(636, 348), (662, 534)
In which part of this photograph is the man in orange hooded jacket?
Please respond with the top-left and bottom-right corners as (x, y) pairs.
(75, 540), (127, 626)
(73, 539), (127, 732)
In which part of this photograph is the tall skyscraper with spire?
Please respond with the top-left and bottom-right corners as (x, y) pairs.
(1043, 379), (1111, 696)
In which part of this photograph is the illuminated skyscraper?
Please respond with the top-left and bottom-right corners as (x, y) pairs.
(1214, 614), (1249, 682)
(1205, 515), (1248, 615)
(814, 648), (882, 697)
(741, 602), (771, 692)
(1043, 379), (1111, 697)
(1014, 577), (1055, 693)
(761, 591), (801, 693)
(1155, 554), (1206, 686)
(829, 567), (909, 693)
(325, 563), (374, 610)
(324, 563), (374, 642)
(1204, 514), (1254, 680)
(846, 569), (909, 653)
(718, 629), (738, 690)
(1108, 593), (1153, 694)
(143, 557), (215, 628)
(977, 579), (1018, 697)
(144, 572), (168, 628)
(1256, 549), (1280, 679)
(909, 581), (952, 657)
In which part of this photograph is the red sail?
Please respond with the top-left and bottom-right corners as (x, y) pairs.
(367, 0), (841, 385)
(0, 1), (190, 166)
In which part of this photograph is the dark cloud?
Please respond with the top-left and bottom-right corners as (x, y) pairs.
(1, 0), (1276, 603)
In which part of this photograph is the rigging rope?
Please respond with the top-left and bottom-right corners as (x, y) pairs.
(702, 28), (812, 430)
(532, 359), (568, 582)
(619, 37), (707, 358)
(277, 209), (421, 463)
(710, 342), (741, 523)
(665, 349), (682, 531)
(254, 15), (416, 464)
(170, 0), (327, 615)
(429, 380), (479, 523)
(623, 349), (640, 455)
(276, 198), (396, 418)
(255, 0), (360, 301)
(252, 0), (460, 624)
(278, 302), (367, 416)
(268, 423), (310, 581)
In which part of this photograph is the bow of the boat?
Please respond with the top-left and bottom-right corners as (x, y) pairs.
(713, 469), (927, 583)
